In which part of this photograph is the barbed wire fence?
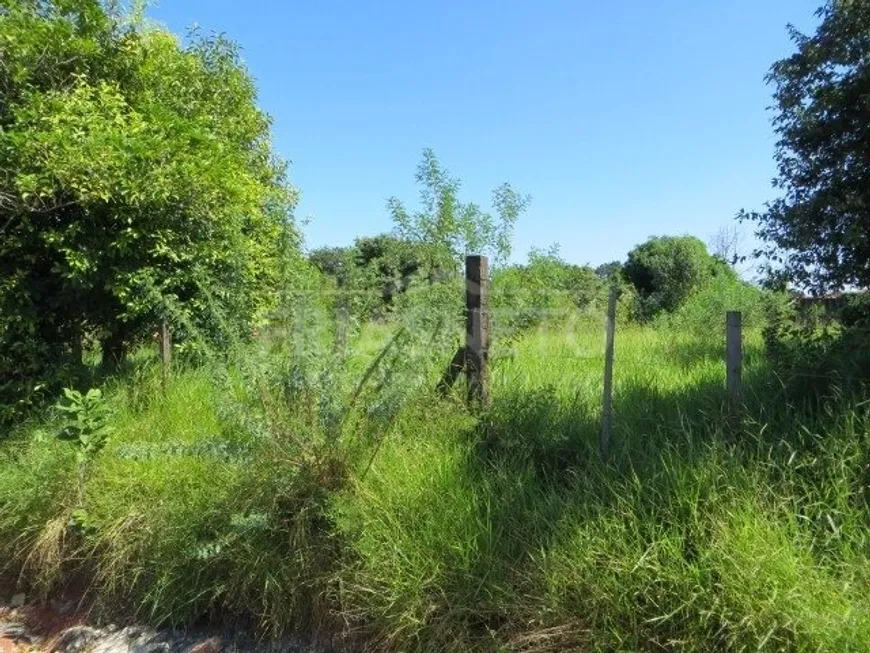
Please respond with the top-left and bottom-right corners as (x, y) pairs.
(148, 254), (870, 458)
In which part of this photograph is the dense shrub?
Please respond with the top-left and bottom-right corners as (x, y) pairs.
(624, 235), (734, 319)
(0, 0), (301, 422)
(491, 248), (606, 336)
(657, 274), (784, 335)
(762, 301), (870, 402)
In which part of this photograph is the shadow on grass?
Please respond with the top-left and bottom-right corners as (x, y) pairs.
(431, 359), (870, 648)
(475, 374), (730, 478)
(474, 353), (863, 477)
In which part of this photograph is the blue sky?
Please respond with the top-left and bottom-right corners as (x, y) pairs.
(148, 0), (821, 267)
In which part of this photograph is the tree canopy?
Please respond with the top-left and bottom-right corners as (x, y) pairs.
(742, 0), (870, 292)
(388, 148), (530, 270)
(309, 234), (430, 316)
(0, 0), (299, 415)
(309, 150), (531, 321)
(623, 236), (734, 318)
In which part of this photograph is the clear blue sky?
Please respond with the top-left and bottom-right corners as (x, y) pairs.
(148, 0), (821, 267)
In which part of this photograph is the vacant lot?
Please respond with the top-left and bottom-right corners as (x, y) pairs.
(3, 313), (869, 652)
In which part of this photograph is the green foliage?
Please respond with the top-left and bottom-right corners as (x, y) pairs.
(762, 306), (870, 403)
(389, 149), (530, 269)
(491, 246), (605, 336)
(1, 319), (870, 650)
(354, 234), (428, 309)
(0, 0), (300, 420)
(840, 292), (870, 328)
(308, 235), (429, 322)
(307, 246), (381, 324)
(309, 151), (530, 323)
(595, 260), (623, 281)
(623, 235), (735, 319)
(4, 6), (870, 651)
(335, 326), (870, 652)
(308, 246), (353, 283)
(658, 274), (783, 335)
(54, 387), (112, 461)
(741, 1), (870, 292)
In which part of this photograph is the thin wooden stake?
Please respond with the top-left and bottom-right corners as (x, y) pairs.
(726, 311), (742, 431)
(466, 255), (490, 407)
(600, 287), (618, 458)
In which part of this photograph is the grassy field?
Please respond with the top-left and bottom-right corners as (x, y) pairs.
(2, 314), (870, 652)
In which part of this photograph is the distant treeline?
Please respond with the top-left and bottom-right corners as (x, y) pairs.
(308, 232), (767, 332)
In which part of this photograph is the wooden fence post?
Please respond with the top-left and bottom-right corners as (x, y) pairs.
(600, 287), (618, 458)
(466, 255), (490, 406)
(726, 311), (742, 430)
(159, 321), (172, 384)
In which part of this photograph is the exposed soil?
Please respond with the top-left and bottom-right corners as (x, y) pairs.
(0, 580), (329, 653)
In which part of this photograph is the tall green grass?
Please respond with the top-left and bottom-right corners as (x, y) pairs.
(335, 322), (870, 651)
(2, 310), (870, 652)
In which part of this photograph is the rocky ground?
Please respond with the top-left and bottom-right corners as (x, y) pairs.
(0, 591), (330, 653)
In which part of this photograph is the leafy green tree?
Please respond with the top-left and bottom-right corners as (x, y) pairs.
(309, 246), (354, 285)
(309, 236), (429, 317)
(623, 236), (733, 318)
(388, 149), (530, 271)
(492, 247), (605, 334)
(354, 234), (423, 306)
(563, 262), (606, 308)
(0, 0), (299, 417)
(595, 261), (623, 281)
(308, 152), (529, 325)
(741, 1), (870, 292)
